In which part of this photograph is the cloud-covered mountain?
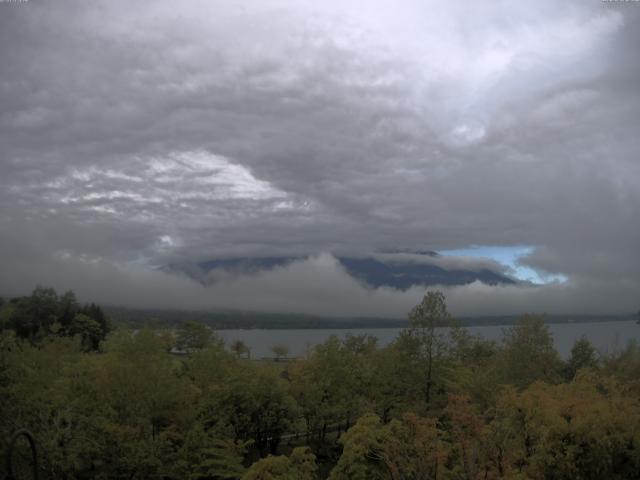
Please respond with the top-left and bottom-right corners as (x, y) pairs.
(163, 252), (516, 290)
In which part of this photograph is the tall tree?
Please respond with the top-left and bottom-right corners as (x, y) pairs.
(69, 313), (103, 351)
(329, 413), (445, 480)
(57, 290), (79, 334)
(499, 315), (564, 388)
(565, 336), (598, 380)
(176, 320), (217, 351)
(406, 290), (454, 408)
(9, 286), (59, 341)
(231, 339), (251, 359)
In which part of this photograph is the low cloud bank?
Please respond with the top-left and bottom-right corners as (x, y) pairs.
(1, 247), (636, 318)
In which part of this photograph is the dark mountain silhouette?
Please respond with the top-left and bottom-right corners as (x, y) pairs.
(163, 252), (516, 290)
(337, 256), (514, 289)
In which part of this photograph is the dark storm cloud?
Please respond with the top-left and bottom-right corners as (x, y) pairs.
(0, 0), (638, 315)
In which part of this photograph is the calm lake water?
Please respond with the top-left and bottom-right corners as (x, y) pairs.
(218, 321), (640, 359)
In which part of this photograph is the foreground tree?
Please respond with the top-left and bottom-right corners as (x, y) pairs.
(405, 290), (455, 409)
(69, 313), (103, 351)
(8, 286), (59, 342)
(167, 426), (248, 480)
(231, 339), (251, 359)
(288, 335), (373, 445)
(491, 373), (640, 479)
(565, 336), (599, 380)
(176, 320), (217, 351)
(242, 447), (317, 480)
(499, 315), (564, 388)
(2, 287), (110, 349)
(329, 412), (445, 480)
(444, 394), (491, 480)
(601, 339), (640, 391)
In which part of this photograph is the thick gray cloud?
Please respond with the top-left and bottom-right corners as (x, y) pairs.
(0, 0), (638, 316)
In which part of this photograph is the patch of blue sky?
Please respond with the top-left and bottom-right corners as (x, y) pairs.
(439, 245), (567, 285)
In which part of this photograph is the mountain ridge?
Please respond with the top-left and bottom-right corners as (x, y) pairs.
(162, 252), (517, 290)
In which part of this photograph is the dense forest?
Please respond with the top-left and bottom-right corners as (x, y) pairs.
(2, 288), (640, 479)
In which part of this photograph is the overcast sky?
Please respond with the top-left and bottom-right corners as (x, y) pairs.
(0, 0), (639, 317)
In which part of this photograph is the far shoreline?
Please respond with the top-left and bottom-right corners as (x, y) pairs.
(104, 306), (638, 330)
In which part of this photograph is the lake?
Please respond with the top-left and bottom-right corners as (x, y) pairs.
(217, 320), (640, 359)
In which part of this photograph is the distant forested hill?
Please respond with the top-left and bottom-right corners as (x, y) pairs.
(105, 305), (634, 330)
